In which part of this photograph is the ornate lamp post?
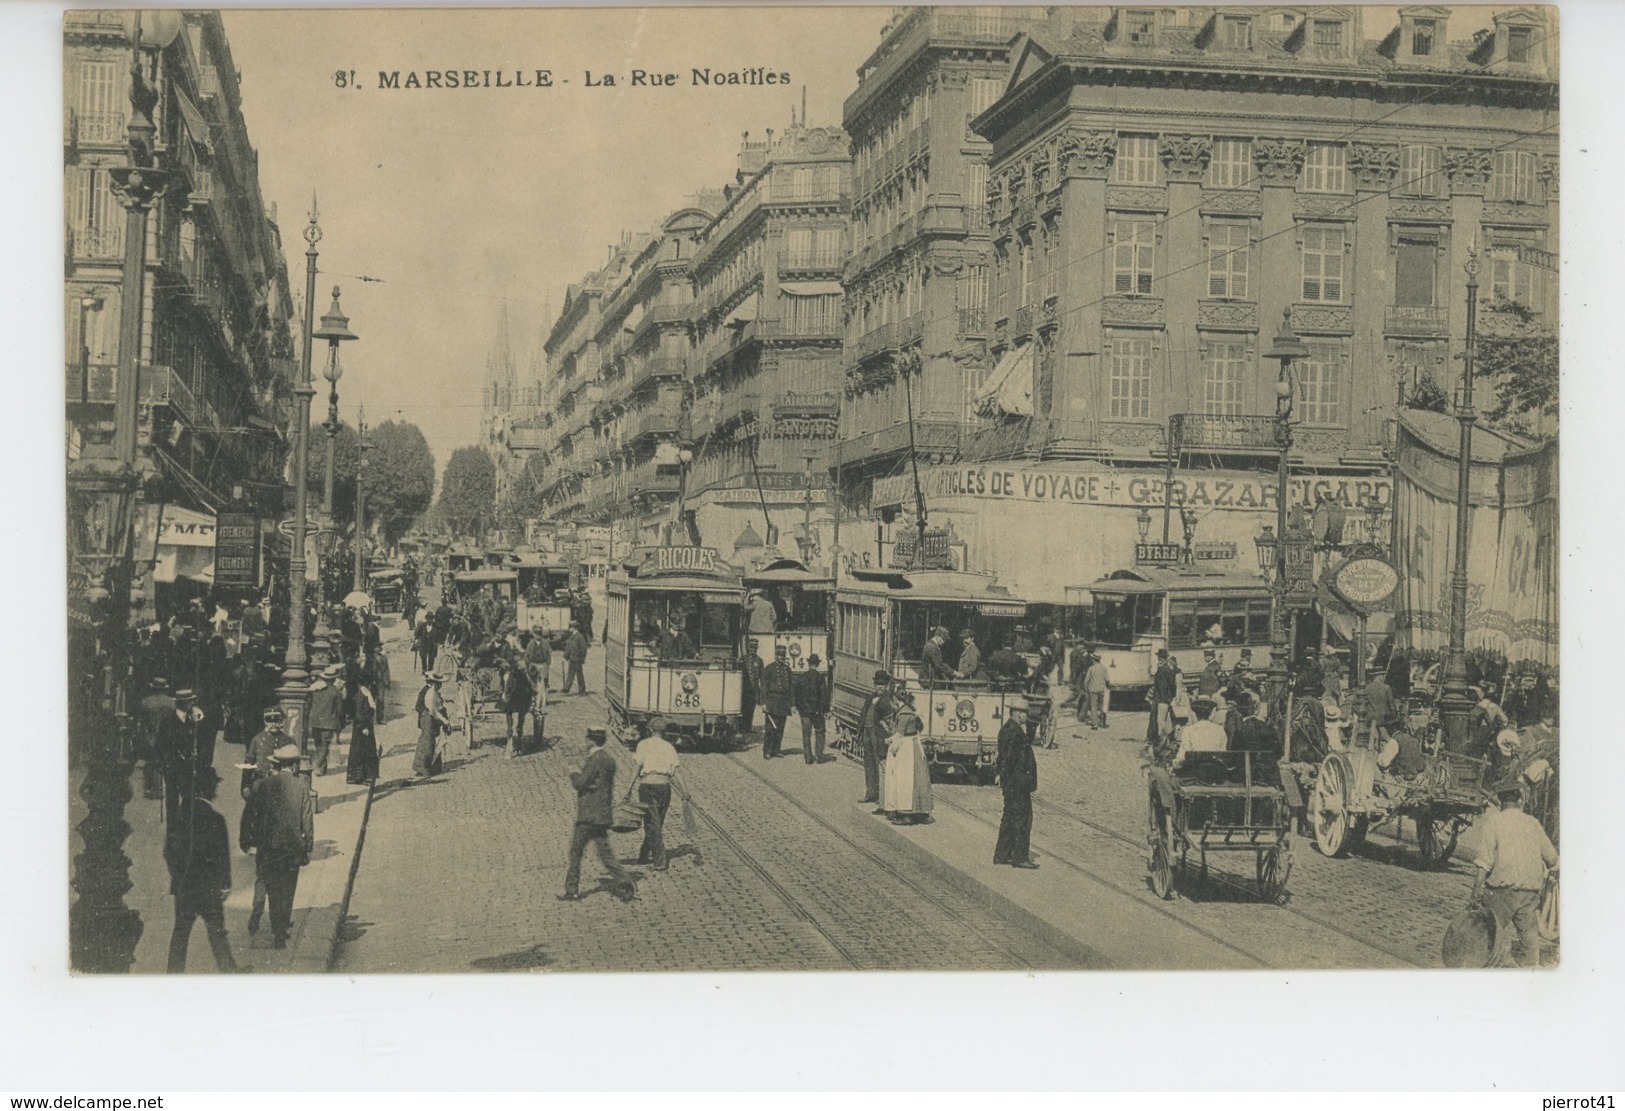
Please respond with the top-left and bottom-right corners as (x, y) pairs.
(1438, 246), (1482, 753)
(354, 407), (371, 592)
(312, 286), (358, 650)
(1179, 504), (1199, 565)
(69, 14), (172, 973)
(1265, 308), (1308, 753)
(1136, 506), (1152, 543)
(277, 197), (322, 750)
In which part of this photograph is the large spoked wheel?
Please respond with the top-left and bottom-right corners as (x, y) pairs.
(1313, 753), (1357, 857)
(1256, 846), (1291, 904)
(1148, 803), (1177, 900)
(1415, 813), (1461, 868)
(459, 687), (474, 750)
(1037, 713), (1057, 749)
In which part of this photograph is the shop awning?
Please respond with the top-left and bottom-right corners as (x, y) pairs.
(779, 281), (843, 297)
(972, 344), (1033, 418)
(174, 86), (213, 155)
(725, 292), (760, 326)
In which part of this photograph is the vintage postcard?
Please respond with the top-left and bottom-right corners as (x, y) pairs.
(63, 4), (1560, 980)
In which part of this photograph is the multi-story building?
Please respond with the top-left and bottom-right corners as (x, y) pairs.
(686, 122), (852, 562)
(536, 256), (615, 522)
(839, 5), (1043, 514)
(66, 11), (297, 607)
(867, 5), (1557, 604)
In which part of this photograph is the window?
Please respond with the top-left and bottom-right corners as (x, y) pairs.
(787, 166), (814, 200)
(1301, 142), (1347, 193)
(1490, 151), (1541, 203)
(1018, 236), (1034, 307)
(1203, 341), (1247, 416)
(1398, 145), (1444, 198)
(75, 60), (121, 142)
(1507, 25), (1533, 63)
(1412, 18), (1437, 56)
(1300, 224), (1345, 303)
(1299, 343), (1344, 423)
(1115, 134), (1160, 185)
(1394, 234), (1438, 308)
(1311, 18), (1346, 57)
(966, 163), (988, 229)
(1169, 597), (1271, 648)
(1207, 221), (1250, 299)
(1222, 15), (1253, 49)
(968, 78), (1002, 120)
(1208, 139), (1255, 189)
(1108, 333), (1153, 419)
(1272, 11), (1299, 34)
(783, 292), (840, 335)
(69, 167), (125, 258)
(783, 228), (813, 267)
(1125, 9), (1157, 44)
(1488, 228), (1546, 308)
(958, 264), (989, 334)
(1112, 219), (1156, 295)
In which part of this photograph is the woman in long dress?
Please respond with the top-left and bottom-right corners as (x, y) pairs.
(412, 672), (451, 777)
(882, 702), (933, 823)
(346, 684), (380, 785)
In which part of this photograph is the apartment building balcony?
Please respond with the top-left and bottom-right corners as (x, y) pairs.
(1384, 304), (1450, 338)
(65, 362), (221, 433)
(838, 419), (967, 469)
(849, 321), (901, 365)
(627, 354), (690, 393)
(626, 461), (682, 499)
(627, 408), (681, 444)
(713, 391), (761, 433)
(758, 318), (842, 343)
(67, 225), (126, 262)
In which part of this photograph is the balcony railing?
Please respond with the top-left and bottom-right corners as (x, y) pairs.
(76, 112), (127, 144)
(64, 362), (119, 404)
(199, 65), (221, 100)
(69, 225), (125, 260)
(65, 362), (221, 432)
(627, 463), (681, 498)
(1384, 304), (1449, 337)
(781, 254), (845, 272)
(849, 321), (901, 363)
(628, 408), (681, 442)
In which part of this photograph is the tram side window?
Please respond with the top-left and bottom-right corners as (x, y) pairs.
(1169, 600), (1197, 648)
(1094, 595), (1137, 646)
(793, 590), (830, 630)
(1247, 599), (1271, 644)
(1168, 596), (1270, 648)
(698, 601), (736, 648)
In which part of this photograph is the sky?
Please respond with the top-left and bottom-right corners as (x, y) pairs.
(221, 6), (893, 473)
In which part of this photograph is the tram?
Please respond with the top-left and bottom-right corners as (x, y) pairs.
(832, 567), (1030, 782)
(508, 553), (575, 642)
(604, 545), (749, 748)
(1080, 566), (1275, 704)
(742, 557), (835, 673)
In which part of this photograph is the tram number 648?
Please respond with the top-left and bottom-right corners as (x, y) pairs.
(944, 718), (981, 734)
(672, 692), (702, 709)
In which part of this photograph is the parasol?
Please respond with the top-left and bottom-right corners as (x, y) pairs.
(342, 590), (373, 609)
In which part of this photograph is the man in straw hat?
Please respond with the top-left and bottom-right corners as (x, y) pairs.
(1470, 777), (1559, 967)
(308, 664), (345, 776)
(993, 696), (1039, 868)
(239, 742), (313, 950)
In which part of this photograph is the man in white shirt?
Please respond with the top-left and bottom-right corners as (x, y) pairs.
(1472, 779), (1559, 967)
(1173, 697), (1228, 763)
(631, 718), (683, 870)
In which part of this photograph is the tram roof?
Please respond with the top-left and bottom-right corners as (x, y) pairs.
(842, 567), (1026, 613)
(1084, 566), (1272, 596)
(609, 571), (745, 596)
(453, 568), (518, 584)
(743, 558), (834, 589)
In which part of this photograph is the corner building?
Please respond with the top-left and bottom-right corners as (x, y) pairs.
(880, 5), (1556, 604)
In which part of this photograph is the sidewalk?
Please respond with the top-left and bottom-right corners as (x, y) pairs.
(68, 630), (411, 974)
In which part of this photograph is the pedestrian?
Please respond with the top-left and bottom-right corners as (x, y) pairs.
(1469, 685), (1511, 758)
(1148, 648), (1178, 758)
(307, 665), (344, 777)
(793, 653), (831, 764)
(1470, 778), (1559, 967)
(881, 697), (932, 823)
(164, 765), (243, 973)
(239, 705), (291, 935)
(758, 644), (794, 759)
(562, 622), (589, 696)
(238, 743), (313, 950)
(560, 727), (635, 902)
(138, 677), (176, 800)
(155, 688), (207, 818)
(1226, 691), (1277, 755)
(412, 672), (452, 778)
(1295, 647), (1326, 699)
(993, 696), (1039, 868)
(1198, 650), (1224, 698)
(857, 670), (894, 805)
(741, 638), (764, 733)
(629, 718), (682, 870)
(985, 640), (1028, 687)
(1362, 669), (1399, 748)
(1082, 649), (1110, 730)
(346, 683), (380, 786)
(524, 626), (552, 702)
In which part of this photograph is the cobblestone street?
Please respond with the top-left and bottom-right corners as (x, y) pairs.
(337, 638), (1490, 971)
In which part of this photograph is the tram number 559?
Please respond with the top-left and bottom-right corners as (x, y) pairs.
(944, 718), (981, 734)
(672, 692), (703, 709)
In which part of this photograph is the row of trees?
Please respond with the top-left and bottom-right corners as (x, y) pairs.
(304, 419), (436, 546)
(434, 447), (549, 539)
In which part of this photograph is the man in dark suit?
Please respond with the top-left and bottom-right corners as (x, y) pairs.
(307, 665), (345, 776)
(562, 623), (590, 696)
(560, 728), (633, 901)
(920, 627), (956, 685)
(758, 645), (795, 759)
(165, 766), (242, 973)
(138, 677), (176, 800)
(155, 688), (206, 817)
(793, 654), (832, 764)
(994, 697), (1039, 868)
(239, 743), (313, 949)
(857, 670), (894, 804)
(1149, 648), (1178, 758)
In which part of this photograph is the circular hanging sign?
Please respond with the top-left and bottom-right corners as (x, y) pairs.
(1334, 557), (1400, 610)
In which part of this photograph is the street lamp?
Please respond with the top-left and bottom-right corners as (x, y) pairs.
(77, 291), (105, 404)
(1265, 307), (1308, 751)
(354, 407), (371, 593)
(1438, 244), (1482, 754)
(1135, 506), (1152, 542)
(1179, 504), (1199, 564)
(312, 286), (358, 651)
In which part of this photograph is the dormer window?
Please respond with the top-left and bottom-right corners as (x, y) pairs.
(1125, 9), (1158, 45)
(1412, 18), (1436, 55)
(1507, 25), (1532, 62)
(1311, 18), (1347, 58)
(1271, 11), (1299, 34)
(1222, 15), (1254, 49)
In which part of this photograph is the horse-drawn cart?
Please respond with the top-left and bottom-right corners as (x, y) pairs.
(1310, 744), (1491, 867)
(1146, 750), (1294, 903)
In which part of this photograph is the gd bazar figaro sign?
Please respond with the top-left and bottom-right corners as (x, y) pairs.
(874, 465), (1391, 513)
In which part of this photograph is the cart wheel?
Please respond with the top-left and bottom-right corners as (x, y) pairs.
(1148, 806), (1176, 900)
(1416, 814), (1460, 868)
(1313, 753), (1356, 857)
(1256, 847), (1291, 904)
(1039, 714), (1057, 749)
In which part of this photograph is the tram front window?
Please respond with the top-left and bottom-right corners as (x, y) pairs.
(1094, 594), (1161, 647)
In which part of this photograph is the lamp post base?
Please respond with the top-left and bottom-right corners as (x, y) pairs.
(277, 673), (314, 773)
(69, 712), (142, 973)
(1437, 648), (1473, 754)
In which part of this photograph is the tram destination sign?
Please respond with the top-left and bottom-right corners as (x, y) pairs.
(637, 545), (724, 576)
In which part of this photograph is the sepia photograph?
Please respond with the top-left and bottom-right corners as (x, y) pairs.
(58, 0), (1568, 990)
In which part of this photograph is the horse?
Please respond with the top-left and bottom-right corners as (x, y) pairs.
(499, 663), (535, 755)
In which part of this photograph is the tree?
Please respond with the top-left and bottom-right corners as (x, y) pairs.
(365, 421), (436, 545)
(304, 421), (362, 518)
(439, 446), (498, 539)
(495, 454), (549, 532)
(1475, 297), (1558, 437)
